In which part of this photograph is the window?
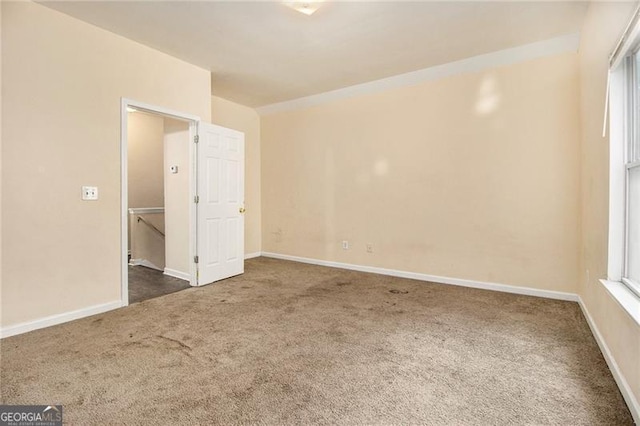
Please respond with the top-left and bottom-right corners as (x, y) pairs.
(605, 12), (640, 323)
(623, 49), (640, 297)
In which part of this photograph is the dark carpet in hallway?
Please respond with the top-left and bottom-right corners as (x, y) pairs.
(0, 257), (632, 424)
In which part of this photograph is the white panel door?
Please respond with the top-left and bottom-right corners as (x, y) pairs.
(196, 122), (244, 285)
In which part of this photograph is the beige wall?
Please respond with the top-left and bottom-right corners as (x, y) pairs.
(578, 1), (640, 408)
(163, 118), (190, 275)
(128, 112), (165, 209)
(262, 52), (581, 293)
(1, 2), (210, 327)
(211, 96), (261, 255)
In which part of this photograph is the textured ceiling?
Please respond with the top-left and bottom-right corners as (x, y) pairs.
(42, 1), (588, 107)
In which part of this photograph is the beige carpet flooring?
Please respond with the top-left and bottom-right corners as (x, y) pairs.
(0, 257), (633, 425)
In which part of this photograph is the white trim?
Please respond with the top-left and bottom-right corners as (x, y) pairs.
(121, 98), (200, 308)
(129, 259), (163, 271)
(0, 301), (121, 339)
(256, 33), (580, 115)
(121, 98), (128, 307)
(608, 68), (627, 282)
(600, 279), (640, 327)
(128, 207), (164, 215)
(164, 268), (191, 282)
(122, 98), (200, 123)
(626, 159), (640, 170)
(189, 122), (198, 287)
(244, 252), (261, 260)
(260, 252), (578, 302)
(609, 3), (640, 70)
(578, 296), (640, 424)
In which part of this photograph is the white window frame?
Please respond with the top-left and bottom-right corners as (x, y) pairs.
(621, 50), (640, 298)
(604, 21), (640, 326)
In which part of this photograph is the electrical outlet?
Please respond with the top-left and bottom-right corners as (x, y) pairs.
(342, 240), (349, 250)
(82, 186), (98, 201)
(366, 243), (374, 253)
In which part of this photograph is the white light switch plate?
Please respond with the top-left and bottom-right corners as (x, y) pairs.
(82, 186), (98, 201)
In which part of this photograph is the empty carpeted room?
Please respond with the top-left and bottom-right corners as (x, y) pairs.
(1, 1), (640, 425)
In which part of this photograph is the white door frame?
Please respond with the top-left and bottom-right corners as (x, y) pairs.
(120, 98), (200, 307)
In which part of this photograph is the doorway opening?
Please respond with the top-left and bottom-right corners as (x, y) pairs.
(121, 99), (199, 306)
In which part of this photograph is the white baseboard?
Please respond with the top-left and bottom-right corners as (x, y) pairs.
(0, 301), (121, 339)
(129, 258), (163, 271)
(578, 297), (640, 424)
(163, 268), (191, 281)
(245, 252), (262, 260)
(260, 252), (579, 302)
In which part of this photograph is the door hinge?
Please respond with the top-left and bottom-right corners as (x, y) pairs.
(194, 134), (199, 144)
(194, 195), (200, 203)
(194, 255), (199, 264)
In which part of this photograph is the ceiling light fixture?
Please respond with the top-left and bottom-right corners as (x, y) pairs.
(285, 1), (323, 16)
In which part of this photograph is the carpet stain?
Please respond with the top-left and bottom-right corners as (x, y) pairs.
(389, 289), (409, 294)
(120, 340), (145, 349)
(156, 335), (192, 351)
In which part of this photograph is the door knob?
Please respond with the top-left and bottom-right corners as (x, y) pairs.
(239, 207), (246, 213)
